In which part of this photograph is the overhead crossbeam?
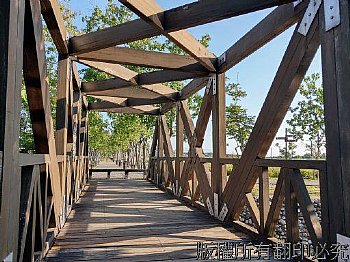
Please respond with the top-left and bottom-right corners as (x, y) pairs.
(89, 101), (160, 115)
(78, 60), (181, 100)
(119, 0), (217, 71)
(77, 46), (210, 73)
(69, 0), (295, 56)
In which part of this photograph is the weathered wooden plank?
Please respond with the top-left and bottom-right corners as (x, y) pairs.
(285, 169), (299, 243)
(218, 2), (307, 73)
(40, 0), (68, 54)
(119, 0), (217, 71)
(211, 73), (227, 204)
(77, 59), (180, 100)
(244, 193), (260, 230)
(255, 158), (326, 170)
(160, 115), (175, 186)
(89, 101), (159, 115)
(77, 46), (209, 73)
(320, 0), (350, 242)
(175, 102), (184, 192)
(23, 0), (63, 227)
(264, 169), (286, 236)
(69, 0), (294, 55)
(258, 167), (269, 234)
(46, 178), (249, 261)
(55, 57), (70, 219)
(81, 72), (193, 98)
(0, 0), (25, 259)
(221, 13), (320, 221)
(84, 86), (168, 100)
(179, 77), (209, 100)
(291, 169), (322, 245)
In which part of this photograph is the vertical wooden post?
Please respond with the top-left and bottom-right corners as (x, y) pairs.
(175, 102), (184, 193)
(212, 73), (227, 216)
(0, 0), (24, 259)
(320, 0), (350, 242)
(285, 169), (299, 243)
(259, 167), (269, 233)
(55, 57), (70, 221)
(157, 116), (164, 186)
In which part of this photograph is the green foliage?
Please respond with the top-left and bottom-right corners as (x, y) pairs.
(287, 73), (325, 159)
(226, 83), (255, 155)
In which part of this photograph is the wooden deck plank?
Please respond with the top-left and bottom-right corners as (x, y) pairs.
(45, 177), (248, 261)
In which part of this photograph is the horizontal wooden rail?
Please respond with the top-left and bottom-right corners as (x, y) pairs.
(19, 153), (65, 167)
(151, 156), (326, 170)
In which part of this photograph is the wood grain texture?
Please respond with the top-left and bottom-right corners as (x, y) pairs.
(45, 175), (248, 261)
(0, 0), (25, 259)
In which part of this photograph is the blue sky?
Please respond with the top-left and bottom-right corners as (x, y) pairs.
(69, 0), (322, 156)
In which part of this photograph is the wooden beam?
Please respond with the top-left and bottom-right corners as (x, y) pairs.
(119, 0), (217, 71)
(258, 167), (269, 234)
(175, 102), (184, 192)
(221, 13), (320, 221)
(89, 102), (160, 115)
(211, 73), (227, 215)
(320, 0), (350, 241)
(77, 46), (210, 73)
(23, 0), (63, 228)
(81, 72), (196, 98)
(285, 169), (299, 243)
(69, 0), (294, 55)
(218, 2), (307, 73)
(83, 86), (169, 100)
(88, 95), (128, 106)
(160, 115), (175, 186)
(78, 60), (180, 100)
(0, 0), (24, 259)
(55, 57), (70, 218)
(40, 0), (68, 54)
(179, 77), (209, 100)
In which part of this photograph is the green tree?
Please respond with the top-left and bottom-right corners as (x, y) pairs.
(287, 73), (325, 159)
(225, 83), (255, 155)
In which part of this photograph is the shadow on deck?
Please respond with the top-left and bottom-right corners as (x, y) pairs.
(44, 176), (249, 261)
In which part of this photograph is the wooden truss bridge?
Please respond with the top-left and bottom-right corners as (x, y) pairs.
(1, 0), (350, 261)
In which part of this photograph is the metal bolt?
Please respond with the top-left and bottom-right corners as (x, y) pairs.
(331, 15), (334, 19)
(330, 5), (334, 10)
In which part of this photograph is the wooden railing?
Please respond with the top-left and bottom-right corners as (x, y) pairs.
(16, 154), (88, 261)
(149, 156), (326, 246)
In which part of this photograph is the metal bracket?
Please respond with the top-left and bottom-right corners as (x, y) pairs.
(294, 0), (302, 7)
(324, 0), (341, 31)
(218, 203), (228, 222)
(298, 0), (322, 36)
(210, 74), (217, 95)
(4, 252), (13, 262)
(206, 197), (214, 216)
(214, 193), (219, 218)
(218, 52), (226, 66)
(205, 78), (212, 94)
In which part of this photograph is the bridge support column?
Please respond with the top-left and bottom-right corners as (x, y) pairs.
(0, 0), (25, 260)
(320, 0), (350, 243)
(212, 73), (227, 217)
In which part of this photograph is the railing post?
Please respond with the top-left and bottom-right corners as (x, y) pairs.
(175, 102), (184, 194)
(285, 168), (299, 243)
(259, 166), (269, 234)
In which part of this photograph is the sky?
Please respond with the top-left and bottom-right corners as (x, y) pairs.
(68, 0), (323, 157)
